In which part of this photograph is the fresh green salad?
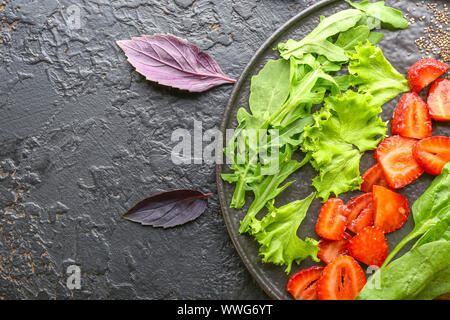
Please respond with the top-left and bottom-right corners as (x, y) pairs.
(222, 0), (408, 269)
(221, 0), (449, 300)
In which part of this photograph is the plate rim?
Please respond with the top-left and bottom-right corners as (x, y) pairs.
(216, 0), (341, 300)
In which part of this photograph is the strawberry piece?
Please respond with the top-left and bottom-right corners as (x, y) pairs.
(407, 58), (449, 93)
(427, 78), (450, 121)
(318, 233), (352, 264)
(373, 185), (410, 233)
(316, 198), (350, 241)
(391, 92), (432, 139)
(287, 266), (324, 300)
(413, 136), (450, 175)
(316, 255), (366, 300)
(346, 193), (374, 234)
(348, 226), (388, 267)
(361, 163), (390, 192)
(375, 135), (424, 189)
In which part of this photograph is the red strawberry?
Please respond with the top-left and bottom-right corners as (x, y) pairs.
(287, 266), (324, 300)
(427, 78), (450, 121)
(413, 136), (450, 175)
(373, 185), (410, 233)
(316, 255), (366, 300)
(317, 233), (352, 264)
(407, 58), (449, 93)
(346, 193), (374, 234)
(375, 135), (424, 189)
(361, 163), (390, 192)
(391, 92), (432, 139)
(316, 198), (350, 241)
(348, 226), (388, 267)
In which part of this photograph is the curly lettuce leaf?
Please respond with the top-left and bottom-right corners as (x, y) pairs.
(349, 43), (409, 107)
(302, 90), (387, 200)
(253, 193), (319, 273)
(346, 0), (408, 30)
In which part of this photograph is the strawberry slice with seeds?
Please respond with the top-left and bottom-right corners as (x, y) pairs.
(361, 163), (390, 192)
(318, 233), (352, 264)
(316, 198), (350, 241)
(316, 255), (366, 300)
(373, 185), (410, 233)
(375, 135), (424, 189)
(287, 266), (324, 300)
(413, 136), (450, 175)
(407, 58), (449, 93)
(348, 226), (388, 267)
(346, 193), (374, 234)
(391, 92), (432, 139)
(427, 78), (450, 121)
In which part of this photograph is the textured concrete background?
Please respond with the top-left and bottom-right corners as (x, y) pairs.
(0, 0), (318, 299)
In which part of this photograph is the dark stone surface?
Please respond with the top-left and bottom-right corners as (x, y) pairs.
(0, 0), (318, 300)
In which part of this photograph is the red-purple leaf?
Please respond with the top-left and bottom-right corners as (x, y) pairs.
(117, 34), (236, 92)
(122, 189), (213, 228)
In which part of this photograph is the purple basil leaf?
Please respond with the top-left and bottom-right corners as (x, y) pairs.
(122, 189), (213, 228)
(117, 34), (236, 92)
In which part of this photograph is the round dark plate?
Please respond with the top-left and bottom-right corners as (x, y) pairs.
(216, 0), (449, 300)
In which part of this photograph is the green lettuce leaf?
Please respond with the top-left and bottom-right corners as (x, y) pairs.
(357, 240), (450, 300)
(277, 9), (363, 61)
(349, 42), (409, 107)
(302, 90), (387, 200)
(253, 193), (319, 273)
(346, 0), (409, 30)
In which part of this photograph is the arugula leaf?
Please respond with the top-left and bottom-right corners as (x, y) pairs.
(277, 9), (363, 61)
(302, 90), (387, 200)
(239, 146), (311, 234)
(346, 0), (408, 30)
(253, 193), (319, 273)
(270, 57), (339, 128)
(383, 163), (450, 266)
(222, 59), (291, 209)
(349, 42), (409, 107)
(357, 240), (450, 300)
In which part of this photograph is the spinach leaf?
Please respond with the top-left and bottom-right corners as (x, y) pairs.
(383, 162), (450, 266)
(346, 0), (408, 30)
(357, 240), (450, 300)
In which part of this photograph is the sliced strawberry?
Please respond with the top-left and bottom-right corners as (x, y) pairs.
(373, 185), (410, 233)
(375, 135), (424, 189)
(391, 92), (432, 139)
(318, 233), (352, 264)
(361, 163), (390, 192)
(348, 226), (388, 267)
(316, 255), (366, 300)
(287, 266), (324, 300)
(407, 58), (449, 93)
(346, 193), (374, 234)
(316, 198), (350, 241)
(413, 136), (450, 175)
(427, 78), (450, 121)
